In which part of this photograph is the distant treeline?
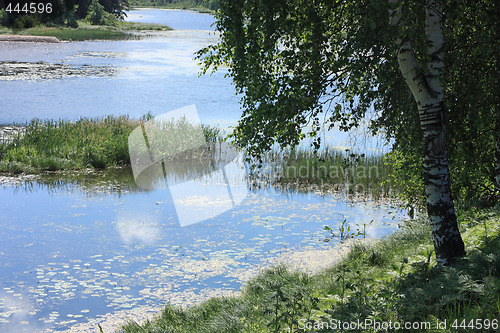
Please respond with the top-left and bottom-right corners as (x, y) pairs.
(0, 0), (129, 28)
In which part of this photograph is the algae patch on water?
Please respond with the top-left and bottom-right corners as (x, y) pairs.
(0, 61), (117, 81)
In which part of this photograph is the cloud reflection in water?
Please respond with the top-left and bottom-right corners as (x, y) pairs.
(116, 212), (161, 245)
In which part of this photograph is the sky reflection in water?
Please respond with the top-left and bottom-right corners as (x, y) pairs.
(0, 169), (404, 331)
(0, 9), (402, 331)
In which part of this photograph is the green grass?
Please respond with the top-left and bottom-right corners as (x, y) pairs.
(251, 147), (396, 197)
(120, 206), (500, 332)
(0, 116), (223, 173)
(115, 21), (173, 31)
(0, 20), (172, 41)
(0, 116), (138, 172)
(11, 26), (130, 41)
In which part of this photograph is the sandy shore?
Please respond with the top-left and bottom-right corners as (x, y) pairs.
(0, 35), (60, 43)
(60, 240), (362, 333)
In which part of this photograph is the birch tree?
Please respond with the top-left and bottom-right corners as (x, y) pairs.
(198, 0), (498, 265)
(389, 0), (464, 265)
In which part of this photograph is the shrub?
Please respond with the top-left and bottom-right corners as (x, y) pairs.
(85, 0), (116, 26)
(0, 9), (8, 26)
(65, 5), (79, 28)
(12, 14), (41, 29)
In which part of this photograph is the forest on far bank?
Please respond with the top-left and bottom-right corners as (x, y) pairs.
(0, 0), (129, 28)
(0, 0), (219, 29)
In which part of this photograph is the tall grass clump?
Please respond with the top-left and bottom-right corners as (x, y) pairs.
(249, 147), (396, 197)
(0, 116), (224, 173)
(0, 116), (137, 172)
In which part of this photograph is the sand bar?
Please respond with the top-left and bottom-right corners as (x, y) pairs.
(0, 34), (60, 43)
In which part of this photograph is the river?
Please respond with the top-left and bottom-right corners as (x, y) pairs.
(0, 9), (404, 332)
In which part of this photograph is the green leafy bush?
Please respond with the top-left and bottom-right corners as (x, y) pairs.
(12, 14), (41, 29)
(85, 0), (116, 26)
(65, 5), (79, 28)
(0, 9), (8, 26)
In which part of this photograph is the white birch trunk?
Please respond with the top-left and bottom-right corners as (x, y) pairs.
(495, 141), (500, 193)
(390, 0), (465, 265)
(495, 111), (500, 193)
(494, 3), (500, 194)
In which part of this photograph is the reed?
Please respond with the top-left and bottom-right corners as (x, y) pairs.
(249, 147), (396, 197)
(0, 116), (223, 173)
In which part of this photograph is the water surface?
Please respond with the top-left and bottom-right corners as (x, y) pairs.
(0, 9), (239, 131)
(0, 9), (403, 332)
(0, 9), (386, 152)
(0, 170), (404, 332)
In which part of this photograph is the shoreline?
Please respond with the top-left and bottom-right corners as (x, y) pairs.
(60, 241), (359, 333)
(129, 6), (214, 14)
(0, 34), (60, 43)
(0, 21), (172, 42)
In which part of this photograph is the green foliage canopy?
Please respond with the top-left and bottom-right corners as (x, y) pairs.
(198, 0), (498, 204)
(199, 0), (403, 157)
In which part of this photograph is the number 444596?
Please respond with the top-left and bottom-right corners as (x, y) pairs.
(5, 2), (53, 14)
(451, 319), (498, 330)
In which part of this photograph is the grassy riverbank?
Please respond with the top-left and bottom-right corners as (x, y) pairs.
(1, 117), (400, 199)
(0, 20), (172, 41)
(129, 1), (218, 13)
(121, 206), (499, 332)
(0, 116), (221, 173)
(0, 117), (393, 189)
